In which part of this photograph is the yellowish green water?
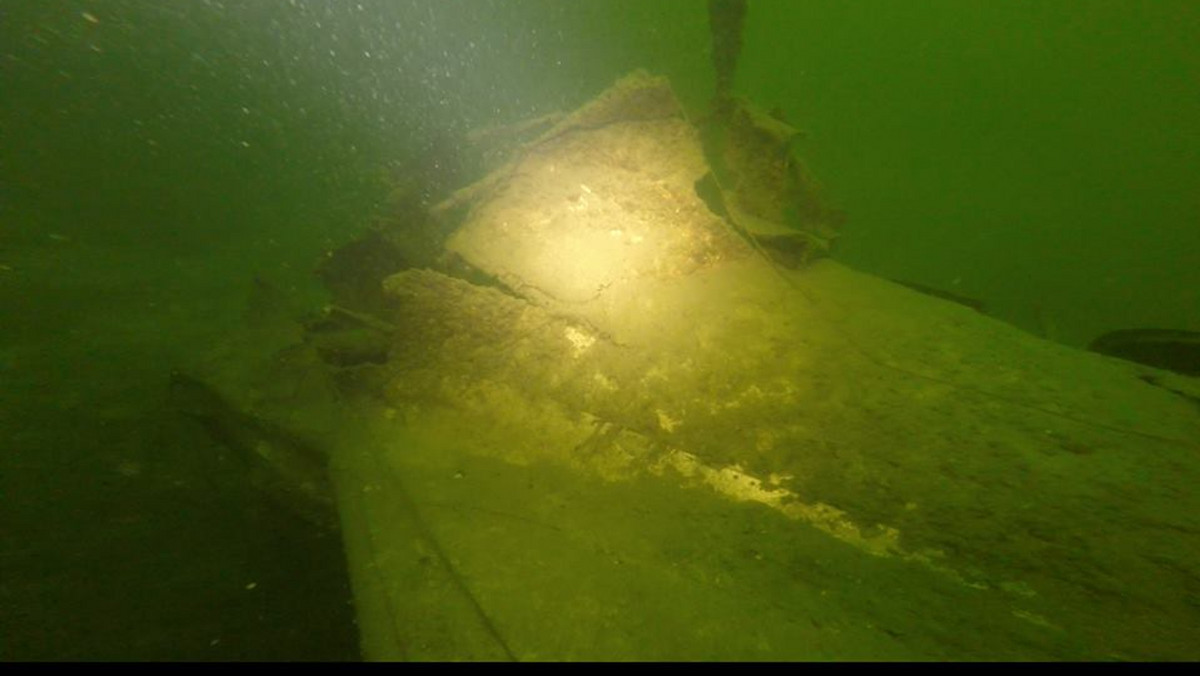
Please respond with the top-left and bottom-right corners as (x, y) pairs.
(2, 0), (1197, 661)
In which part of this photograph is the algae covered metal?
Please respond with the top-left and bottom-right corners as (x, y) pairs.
(180, 70), (1200, 661)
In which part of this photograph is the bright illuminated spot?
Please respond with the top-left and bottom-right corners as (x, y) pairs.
(656, 409), (680, 432)
(564, 326), (595, 357)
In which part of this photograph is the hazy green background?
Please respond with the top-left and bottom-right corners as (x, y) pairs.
(741, 0), (1200, 345)
(5, 0), (1196, 343)
(1, 0), (1197, 660)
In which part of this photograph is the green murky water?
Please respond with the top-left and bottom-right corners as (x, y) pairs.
(2, 0), (1197, 661)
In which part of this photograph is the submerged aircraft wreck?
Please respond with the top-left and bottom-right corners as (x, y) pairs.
(174, 4), (1200, 661)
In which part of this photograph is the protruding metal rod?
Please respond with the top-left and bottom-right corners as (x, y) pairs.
(708, 0), (749, 123)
